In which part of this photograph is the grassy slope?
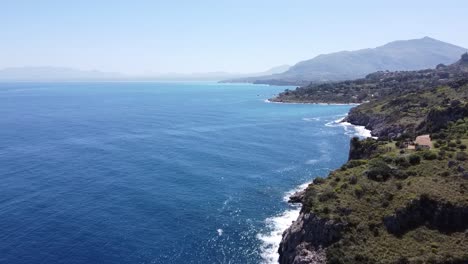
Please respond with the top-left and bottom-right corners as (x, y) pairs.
(346, 85), (468, 137)
(302, 118), (468, 263)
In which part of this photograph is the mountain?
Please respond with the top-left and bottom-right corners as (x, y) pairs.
(255, 64), (291, 75)
(0, 65), (291, 82)
(271, 53), (468, 108)
(224, 37), (467, 85)
(139, 65), (290, 81)
(0, 67), (125, 81)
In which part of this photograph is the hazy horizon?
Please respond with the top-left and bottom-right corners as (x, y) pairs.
(2, 1), (468, 75)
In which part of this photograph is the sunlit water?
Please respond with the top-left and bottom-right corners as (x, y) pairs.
(0, 82), (362, 263)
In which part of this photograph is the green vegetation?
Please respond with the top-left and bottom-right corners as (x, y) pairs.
(302, 119), (468, 263)
(272, 53), (468, 105)
(282, 55), (468, 264)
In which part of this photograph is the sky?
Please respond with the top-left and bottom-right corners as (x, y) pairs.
(1, 0), (468, 75)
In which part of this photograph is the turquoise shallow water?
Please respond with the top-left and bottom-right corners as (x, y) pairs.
(0, 82), (356, 264)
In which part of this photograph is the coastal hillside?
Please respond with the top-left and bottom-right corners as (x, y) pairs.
(272, 53), (468, 105)
(273, 53), (468, 138)
(223, 37), (466, 85)
(278, 55), (468, 263)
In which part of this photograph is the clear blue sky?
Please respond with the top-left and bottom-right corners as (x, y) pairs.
(2, 0), (467, 74)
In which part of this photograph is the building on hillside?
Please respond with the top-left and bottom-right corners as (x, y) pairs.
(414, 134), (432, 150)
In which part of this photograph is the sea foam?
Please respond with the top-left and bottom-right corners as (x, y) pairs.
(257, 182), (310, 264)
(325, 116), (376, 139)
(258, 114), (374, 263)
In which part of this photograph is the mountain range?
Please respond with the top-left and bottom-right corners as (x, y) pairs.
(0, 65), (290, 82)
(223, 37), (467, 85)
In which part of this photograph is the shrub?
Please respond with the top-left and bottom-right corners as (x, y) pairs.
(440, 171), (450, 177)
(396, 257), (410, 264)
(382, 156), (394, 163)
(366, 159), (393, 181)
(408, 154), (421, 165)
(318, 189), (337, 202)
(394, 170), (408, 180)
(354, 185), (364, 198)
(345, 159), (367, 169)
(395, 156), (410, 167)
(456, 152), (467, 161)
(349, 175), (358, 185)
(448, 141), (457, 148)
(313, 177), (326, 184)
(459, 144), (467, 150)
(422, 151), (437, 160)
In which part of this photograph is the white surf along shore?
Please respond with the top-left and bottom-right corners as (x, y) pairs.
(264, 98), (360, 106)
(257, 110), (374, 264)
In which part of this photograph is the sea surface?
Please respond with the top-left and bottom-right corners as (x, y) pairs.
(0, 82), (363, 264)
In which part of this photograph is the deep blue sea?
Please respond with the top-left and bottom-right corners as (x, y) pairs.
(0, 82), (360, 264)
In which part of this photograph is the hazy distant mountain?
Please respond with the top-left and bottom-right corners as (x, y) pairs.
(0, 67), (125, 81)
(145, 64), (291, 81)
(260, 64), (291, 75)
(0, 65), (290, 82)
(223, 37), (467, 85)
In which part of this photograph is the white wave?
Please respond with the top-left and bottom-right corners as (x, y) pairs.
(302, 117), (320, 122)
(325, 115), (376, 139)
(275, 165), (297, 173)
(257, 182), (311, 264)
(305, 159), (319, 165)
(217, 229), (223, 236)
(264, 99), (360, 106)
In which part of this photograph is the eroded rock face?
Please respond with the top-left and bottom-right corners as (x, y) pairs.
(288, 190), (306, 203)
(278, 211), (345, 264)
(345, 108), (408, 138)
(384, 195), (468, 235)
(420, 102), (468, 133)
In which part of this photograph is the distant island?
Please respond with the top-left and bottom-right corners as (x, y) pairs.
(223, 37), (467, 86)
(277, 54), (468, 263)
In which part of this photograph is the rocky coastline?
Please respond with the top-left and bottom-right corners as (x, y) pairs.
(276, 55), (468, 264)
(278, 114), (364, 264)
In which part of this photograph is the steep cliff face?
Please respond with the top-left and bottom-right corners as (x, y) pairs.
(421, 101), (468, 133)
(279, 115), (468, 264)
(278, 211), (344, 264)
(344, 108), (409, 138)
(383, 195), (468, 235)
(277, 55), (468, 264)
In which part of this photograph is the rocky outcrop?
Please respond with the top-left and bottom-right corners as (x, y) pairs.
(419, 101), (468, 133)
(383, 195), (468, 235)
(348, 137), (379, 160)
(278, 211), (345, 264)
(288, 190), (306, 203)
(344, 108), (410, 138)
